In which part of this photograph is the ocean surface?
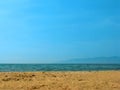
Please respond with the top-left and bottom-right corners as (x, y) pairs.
(0, 64), (120, 72)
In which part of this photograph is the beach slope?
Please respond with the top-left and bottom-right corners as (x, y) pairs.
(0, 71), (120, 90)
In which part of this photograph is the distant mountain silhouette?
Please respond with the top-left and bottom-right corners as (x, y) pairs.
(62, 56), (120, 64)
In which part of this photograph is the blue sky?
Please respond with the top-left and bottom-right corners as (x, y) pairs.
(0, 0), (120, 63)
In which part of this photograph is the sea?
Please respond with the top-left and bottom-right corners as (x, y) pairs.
(0, 64), (120, 72)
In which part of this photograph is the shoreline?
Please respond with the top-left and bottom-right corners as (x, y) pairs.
(0, 69), (120, 72)
(0, 71), (120, 90)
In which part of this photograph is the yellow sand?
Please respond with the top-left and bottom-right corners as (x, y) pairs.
(0, 71), (120, 90)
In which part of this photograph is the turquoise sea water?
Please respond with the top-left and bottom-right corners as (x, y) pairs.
(0, 64), (120, 72)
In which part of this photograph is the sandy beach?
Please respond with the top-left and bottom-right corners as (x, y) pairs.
(0, 71), (120, 90)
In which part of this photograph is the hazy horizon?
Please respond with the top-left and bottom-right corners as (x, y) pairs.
(0, 0), (120, 63)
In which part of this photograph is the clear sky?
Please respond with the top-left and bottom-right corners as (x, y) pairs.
(0, 0), (120, 63)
